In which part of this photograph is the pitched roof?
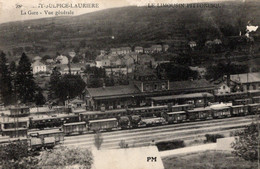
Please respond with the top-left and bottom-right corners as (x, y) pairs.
(230, 72), (260, 83)
(33, 56), (42, 61)
(134, 46), (143, 50)
(32, 60), (45, 67)
(169, 79), (215, 91)
(87, 84), (140, 98)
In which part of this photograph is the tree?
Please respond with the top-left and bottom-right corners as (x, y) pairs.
(72, 56), (80, 63)
(79, 39), (86, 48)
(15, 53), (37, 104)
(38, 146), (93, 168)
(50, 74), (86, 103)
(157, 63), (198, 81)
(9, 61), (16, 72)
(94, 132), (103, 150)
(0, 140), (38, 169)
(231, 122), (259, 162)
(48, 67), (62, 101)
(205, 63), (249, 81)
(0, 51), (13, 105)
(35, 87), (46, 106)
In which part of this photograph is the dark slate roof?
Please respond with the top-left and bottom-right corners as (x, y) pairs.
(169, 79), (215, 91)
(87, 84), (140, 98)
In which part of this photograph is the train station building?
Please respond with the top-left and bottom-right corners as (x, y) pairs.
(85, 79), (216, 110)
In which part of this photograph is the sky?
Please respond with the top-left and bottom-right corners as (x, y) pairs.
(0, 0), (242, 24)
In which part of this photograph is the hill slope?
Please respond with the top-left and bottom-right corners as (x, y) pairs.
(0, 1), (259, 60)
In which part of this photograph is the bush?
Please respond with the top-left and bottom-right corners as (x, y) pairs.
(156, 140), (185, 151)
(37, 146), (93, 168)
(231, 123), (259, 162)
(204, 134), (224, 143)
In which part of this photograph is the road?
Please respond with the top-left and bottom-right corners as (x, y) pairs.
(60, 116), (257, 149)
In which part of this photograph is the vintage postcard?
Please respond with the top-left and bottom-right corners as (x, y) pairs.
(0, 0), (259, 168)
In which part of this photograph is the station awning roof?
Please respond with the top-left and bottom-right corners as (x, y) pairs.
(151, 92), (213, 101)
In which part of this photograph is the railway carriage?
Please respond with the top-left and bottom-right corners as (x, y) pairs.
(187, 107), (212, 121)
(1, 128), (28, 138)
(211, 106), (231, 118)
(248, 103), (260, 114)
(233, 98), (252, 105)
(1, 120), (28, 130)
(129, 115), (141, 128)
(88, 118), (118, 132)
(128, 105), (168, 117)
(62, 122), (87, 135)
(29, 129), (64, 142)
(253, 96), (260, 103)
(139, 117), (166, 126)
(79, 109), (127, 122)
(29, 114), (79, 129)
(164, 111), (186, 124)
(214, 92), (248, 103)
(230, 105), (248, 116)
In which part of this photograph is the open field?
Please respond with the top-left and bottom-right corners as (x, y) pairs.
(162, 150), (258, 169)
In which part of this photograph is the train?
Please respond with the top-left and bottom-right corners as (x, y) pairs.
(61, 102), (259, 135)
(1, 93), (260, 137)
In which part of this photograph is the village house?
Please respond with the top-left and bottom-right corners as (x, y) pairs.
(32, 60), (47, 74)
(65, 97), (86, 109)
(137, 54), (156, 67)
(56, 55), (69, 65)
(151, 45), (163, 52)
(213, 39), (222, 45)
(214, 82), (231, 95)
(120, 47), (132, 54)
(33, 56), (42, 62)
(162, 44), (169, 52)
(95, 55), (111, 68)
(100, 50), (106, 55)
(105, 67), (130, 77)
(134, 46), (143, 53)
(110, 48), (121, 55)
(45, 59), (54, 64)
(58, 64), (85, 75)
(144, 47), (153, 54)
(188, 41), (197, 48)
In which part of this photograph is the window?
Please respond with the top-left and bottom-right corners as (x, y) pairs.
(162, 83), (166, 90)
(154, 84), (158, 90)
(223, 85), (226, 89)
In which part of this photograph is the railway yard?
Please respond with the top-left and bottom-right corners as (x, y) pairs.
(0, 91), (259, 150)
(62, 115), (257, 149)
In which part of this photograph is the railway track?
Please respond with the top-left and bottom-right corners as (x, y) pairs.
(61, 116), (257, 149)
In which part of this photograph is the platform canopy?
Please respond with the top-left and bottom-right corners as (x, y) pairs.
(151, 92), (213, 101)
